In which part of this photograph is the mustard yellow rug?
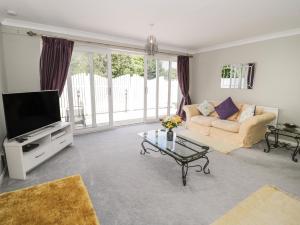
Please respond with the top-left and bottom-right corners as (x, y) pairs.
(177, 130), (240, 154)
(0, 175), (100, 225)
(211, 185), (300, 225)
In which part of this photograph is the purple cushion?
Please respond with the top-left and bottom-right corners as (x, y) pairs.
(215, 97), (239, 120)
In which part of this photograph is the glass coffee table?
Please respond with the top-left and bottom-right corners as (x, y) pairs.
(265, 124), (300, 162)
(138, 129), (210, 186)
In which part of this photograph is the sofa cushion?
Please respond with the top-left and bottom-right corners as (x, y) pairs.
(227, 103), (243, 121)
(211, 120), (240, 133)
(215, 97), (239, 120)
(239, 104), (256, 123)
(197, 100), (215, 116)
(191, 115), (218, 127)
(208, 101), (220, 117)
(209, 101), (242, 121)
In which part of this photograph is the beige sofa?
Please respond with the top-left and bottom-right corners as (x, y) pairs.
(183, 102), (276, 148)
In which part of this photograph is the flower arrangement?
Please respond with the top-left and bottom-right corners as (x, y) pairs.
(161, 115), (182, 130)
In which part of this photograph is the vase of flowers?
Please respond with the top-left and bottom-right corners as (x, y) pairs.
(161, 115), (182, 141)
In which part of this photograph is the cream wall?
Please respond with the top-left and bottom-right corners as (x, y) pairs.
(191, 35), (300, 124)
(0, 26), (7, 175)
(0, 26), (40, 177)
(2, 28), (40, 92)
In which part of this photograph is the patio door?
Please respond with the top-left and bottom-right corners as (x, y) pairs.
(111, 53), (145, 126)
(60, 50), (112, 132)
(60, 49), (179, 132)
(144, 57), (178, 121)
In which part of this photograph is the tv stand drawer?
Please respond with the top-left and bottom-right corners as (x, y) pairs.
(23, 147), (49, 171)
(52, 134), (73, 154)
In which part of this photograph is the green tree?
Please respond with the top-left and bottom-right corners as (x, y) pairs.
(93, 54), (107, 76)
(70, 52), (89, 74)
(70, 52), (107, 77)
(111, 54), (145, 78)
(70, 52), (177, 79)
(147, 58), (156, 79)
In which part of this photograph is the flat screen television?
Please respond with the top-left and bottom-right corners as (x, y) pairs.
(2, 90), (61, 140)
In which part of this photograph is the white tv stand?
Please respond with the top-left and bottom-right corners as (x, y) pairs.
(4, 122), (73, 180)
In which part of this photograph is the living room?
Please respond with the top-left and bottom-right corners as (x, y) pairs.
(0, 1), (300, 225)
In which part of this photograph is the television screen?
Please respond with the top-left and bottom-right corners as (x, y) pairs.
(2, 90), (61, 140)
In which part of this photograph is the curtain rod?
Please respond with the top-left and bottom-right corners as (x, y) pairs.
(26, 31), (193, 58)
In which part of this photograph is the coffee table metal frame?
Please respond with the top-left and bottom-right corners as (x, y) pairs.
(265, 124), (300, 162)
(140, 135), (210, 186)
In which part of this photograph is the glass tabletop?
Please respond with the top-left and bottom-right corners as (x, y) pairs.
(268, 124), (300, 135)
(138, 130), (209, 159)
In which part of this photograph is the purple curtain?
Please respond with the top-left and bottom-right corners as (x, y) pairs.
(176, 56), (191, 120)
(247, 63), (255, 89)
(40, 36), (74, 96)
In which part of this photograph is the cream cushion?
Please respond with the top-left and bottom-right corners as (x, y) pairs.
(239, 104), (256, 123)
(191, 115), (218, 127)
(197, 100), (215, 116)
(212, 120), (240, 133)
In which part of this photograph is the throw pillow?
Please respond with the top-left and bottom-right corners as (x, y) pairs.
(239, 104), (256, 123)
(197, 100), (215, 116)
(215, 97), (239, 120)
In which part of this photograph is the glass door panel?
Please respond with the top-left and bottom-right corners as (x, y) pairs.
(170, 61), (179, 115)
(69, 52), (92, 129)
(111, 53), (144, 125)
(93, 53), (109, 126)
(146, 58), (157, 120)
(158, 60), (169, 118)
(59, 83), (69, 122)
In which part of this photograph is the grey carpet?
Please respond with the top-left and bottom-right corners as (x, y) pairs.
(1, 123), (300, 225)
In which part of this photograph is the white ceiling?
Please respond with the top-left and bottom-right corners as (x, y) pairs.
(0, 0), (300, 51)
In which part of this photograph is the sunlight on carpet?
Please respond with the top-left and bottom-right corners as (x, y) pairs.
(211, 185), (300, 225)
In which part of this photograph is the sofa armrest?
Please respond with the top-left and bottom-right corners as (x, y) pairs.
(239, 112), (276, 136)
(183, 104), (200, 122)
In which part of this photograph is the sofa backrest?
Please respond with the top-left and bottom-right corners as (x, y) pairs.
(256, 106), (279, 125)
(208, 100), (243, 121)
(205, 100), (278, 124)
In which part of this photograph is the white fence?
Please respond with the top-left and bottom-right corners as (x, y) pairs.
(60, 73), (178, 120)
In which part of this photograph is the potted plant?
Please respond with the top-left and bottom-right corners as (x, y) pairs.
(161, 115), (182, 141)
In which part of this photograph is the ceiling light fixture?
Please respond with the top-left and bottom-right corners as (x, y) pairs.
(145, 24), (158, 55)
